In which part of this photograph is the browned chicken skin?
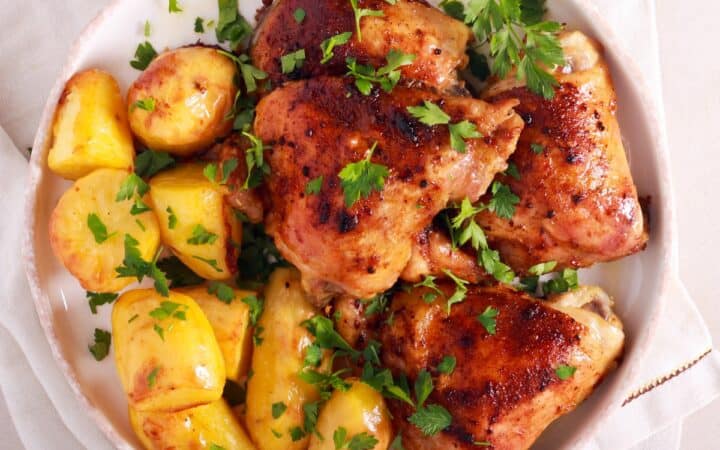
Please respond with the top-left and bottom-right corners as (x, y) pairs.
(381, 283), (624, 450)
(252, 0), (472, 92)
(254, 76), (523, 302)
(476, 31), (648, 273)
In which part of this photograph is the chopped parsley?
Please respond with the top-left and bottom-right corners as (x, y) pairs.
(349, 0), (384, 42)
(130, 41), (158, 70)
(187, 224), (218, 245)
(242, 131), (270, 189)
(414, 369), (433, 407)
(293, 8), (306, 23)
(87, 292), (118, 314)
(528, 260), (557, 276)
(555, 364), (577, 380)
(134, 150), (175, 178)
(543, 268), (579, 294)
(408, 404), (452, 436)
(338, 141), (389, 208)
(115, 234), (169, 296)
(504, 161), (521, 180)
(347, 49), (415, 95)
(87, 213), (115, 244)
(215, 0), (252, 50)
(208, 281), (235, 304)
(442, 269), (469, 313)
(271, 401), (287, 419)
(116, 173), (150, 216)
(406, 101), (481, 153)
(333, 427), (379, 450)
(305, 176), (323, 195)
(88, 328), (111, 361)
(280, 48), (306, 74)
(437, 355), (456, 375)
(414, 275), (443, 303)
(168, 0), (182, 13)
(194, 17), (205, 33)
(476, 306), (498, 335)
(241, 295), (264, 325)
(166, 207), (177, 229)
(531, 142), (545, 154)
(487, 181), (520, 219)
(320, 32), (353, 64)
(217, 50), (268, 93)
(389, 434), (404, 450)
(144, 20), (151, 37)
(147, 367), (159, 388)
(192, 255), (223, 273)
(289, 426), (305, 442)
(156, 256), (204, 287)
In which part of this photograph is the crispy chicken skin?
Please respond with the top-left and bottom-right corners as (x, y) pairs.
(254, 76), (523, 302)
(381, 283), (624, 450)
(476, 31), (648, 273)
(251, 0), (472, 92)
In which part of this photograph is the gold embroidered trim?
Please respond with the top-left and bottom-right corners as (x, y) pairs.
(622, 348), (714, 406)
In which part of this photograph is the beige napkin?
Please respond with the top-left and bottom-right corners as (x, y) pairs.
(0, 1), (717, 449)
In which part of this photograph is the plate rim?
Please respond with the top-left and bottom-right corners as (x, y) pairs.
(21, 0), (676, 449)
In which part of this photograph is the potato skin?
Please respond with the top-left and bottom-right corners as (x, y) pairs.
(112, 289), (225, 412)
(127, 46), (237, 155)
(48, 69), (135, 179)
(130, 400), (256, 450)
(49, 168), (159, 292)
(245, 268), (328, 450)
(149, 163), (241, 280)
(309, 380), (391, 450)
(178, 285), (255, 382)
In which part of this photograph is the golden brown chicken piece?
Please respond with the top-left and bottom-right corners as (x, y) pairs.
(254, 76), (523, 302)
(251, 0), (471, 92)
(381, 283), (624, 450)
(476, 31), (648, 273)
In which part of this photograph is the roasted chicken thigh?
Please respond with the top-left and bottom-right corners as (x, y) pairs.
(254, 76), (523, 302)
(252, 0), (472, 92)
(381, 283), (624, 450)
(476, 31), (648, 273)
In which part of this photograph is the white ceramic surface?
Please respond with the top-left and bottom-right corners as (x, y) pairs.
(22, 0), (675, 449)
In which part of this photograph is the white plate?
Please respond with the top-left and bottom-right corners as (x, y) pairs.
(23, 0), (674, 448)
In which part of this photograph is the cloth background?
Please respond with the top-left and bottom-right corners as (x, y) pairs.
(0, 0), (718, 449)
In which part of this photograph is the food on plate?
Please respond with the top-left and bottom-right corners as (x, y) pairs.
(380, 282), (624, 450)
(177, 285), (255, 382)
(129, 399), (256, 450)
(256, 76), (523, 303)
(49, 168), (160, 292)
(47, 69), (135, 179)
(148, 163), (242, 280)
(308, 379), (392, 450)
(111, 289), (225, 412)
(245, 268), (329, 450)
(43, 1), (651, 448)
(252, 0), (472, 92)
(127, 46), (238, 156)
(476, 31), (649, 273)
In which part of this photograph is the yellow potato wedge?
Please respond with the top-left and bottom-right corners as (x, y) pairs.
(178, 285), (255, 382)
(48, 69), (135, 179)
(127, 46), (237, 155)
(309, 379), (392, 450)
(112, 289), (225, 412)
(246, 268), (328, 450)
(149, 163), (241, 280)
(49, 168), (159, 293)
(130, 399), (256, 450)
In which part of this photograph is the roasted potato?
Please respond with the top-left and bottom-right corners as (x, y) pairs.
(47, 69), (135, 179)
(149, 163), (241, 280)
(112, 289), (225, 412)
(49, 168), (159, 292)
(246, 268), (328, 450)
(309, 379), (392, 450)
(127, 46), (237, 155)
(178, 285), (255, 382)
(130, 399), (256, 450)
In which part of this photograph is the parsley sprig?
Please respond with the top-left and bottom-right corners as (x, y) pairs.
(115, 234), (169, 297)
(338, 141), (389, 208)
(349, 0), (384, 42)
(346, 50), (416, 95)
(406, 101), (482, 153)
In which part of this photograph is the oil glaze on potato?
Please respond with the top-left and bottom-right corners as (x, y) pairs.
(178, 285), (255, 382)
(129, 399), (256, 450)
(309, 380), (391, 450)
(49, 168), (159, 292)
(149, 163), (241, 280)
(112, 289), (225, 412)
(127, 46), (237, 155)
(48, 69), (135, 180)
(245, 268), (328, 450)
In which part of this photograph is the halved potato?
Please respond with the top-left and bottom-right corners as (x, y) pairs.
(149, 163), (241, 280)
(112, 289), (225, 412)
(309, 379), (392, 450)
(48, 69), (135, 179)
(49, 168), (159, 293)
(245, 268), (328, 450)
(178, 285), (255, 382)
(127, 46), (237, 155)
(130, 399), (256, 450)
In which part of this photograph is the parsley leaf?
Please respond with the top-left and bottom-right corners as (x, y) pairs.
(477, 306), (498, 335)
(147, 367), (159, 387)
(241, 295), (264, 325)
(289, 426), (306, 441)
(115, 234), (169, 296)
(166, 207), (177, 229)
(346, 50), (415, 95)
(504, 161), (521, 180)
(88, 328), (111, 361)
(439, 0), (466, 20)
(116, 173), (149, 202)
(304, 343), (323, 367)
(192, 255), (223, 273)
(437, 355), (456, 375)
(389, 434), (404, 450)
(531, 142), (545, 154)
(294, 8), (306, 23)
(217, 50), (268, 93)
(131, 97), (155, 112)
(87, 292), (118, 314)
(338, 141), (389, 208)
(488, 181), (520, 219)
(528, 260), (557, 276)
(448, 120), (482, 153)
(130, 41), (158, 70)
(321, 32), (353, 64)
(168, 0), (182, 13)
(216, 0), (252, 50)
(555, 364), (577, 380)
(413, 275), (443, 304)
(334, 427), (379, 450)
(208, 281), (235, 304)
(302, 315), (357, 355)
(87, 213), (114, 244)
(363, 293), (388, 317)
(408, 404), (452, 436)
(144, 20), (151, 37)
(406, 101), (450, 126)
(543, 268), (578, 294)
(414, 369), (433, 407)
(303, 401), (320, 435)
(451, 198), (488, 250)
(349, 0), (384, 41)
(156, 256), (204, 288)
(134, 150), (175, 178)
(281, 49), (306, 74)
(194, 17), (205, 33)
(209, 445), (226, 450)
(306, 176), (323, 195)
(187, 224), (218, 245)
(272, 401), (287, 419)
(479, 247), (516, 284)
(242, 131), (270, 189)
(442, 269), (469, 313)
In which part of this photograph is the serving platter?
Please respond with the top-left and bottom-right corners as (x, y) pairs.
(23, 0), (674, 448)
